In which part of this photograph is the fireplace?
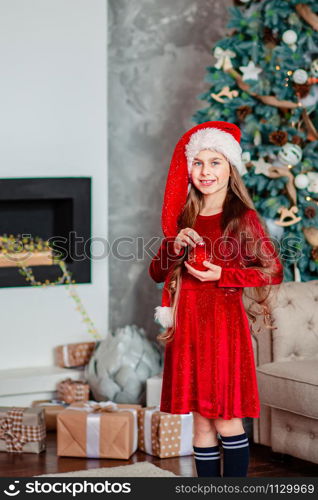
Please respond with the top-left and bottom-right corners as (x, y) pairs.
(0, 177), (91, 287)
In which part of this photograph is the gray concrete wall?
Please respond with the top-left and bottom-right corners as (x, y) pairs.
(108, 0), (233, 338)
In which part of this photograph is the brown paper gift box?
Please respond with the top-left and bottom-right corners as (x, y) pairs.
(56, 378), (90, 404)
(31, 400), (69, 431)
(0, 406), (46, 453)
(57, 401), (141, 459)
(137, 406), (194, 458)
(55, 342), (96, 368)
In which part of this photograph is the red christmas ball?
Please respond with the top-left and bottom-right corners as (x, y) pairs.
(187, 240), (212, 271)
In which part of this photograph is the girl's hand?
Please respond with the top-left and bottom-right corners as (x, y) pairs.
(184, 260), (222, 282)
(173, 228), (202, 255)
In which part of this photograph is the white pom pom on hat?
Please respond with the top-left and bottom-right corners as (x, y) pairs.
(185, 126), (244, 175)
(154, 305), (173, 329)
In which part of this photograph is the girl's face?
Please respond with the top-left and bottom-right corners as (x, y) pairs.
(190, 149), (231, 194)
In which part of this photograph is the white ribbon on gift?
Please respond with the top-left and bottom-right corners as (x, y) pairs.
(143, 407), (193, 456)
(65, 400), (138, 458)
(144, 406), (158, 454)
(62, 345), (70, 367)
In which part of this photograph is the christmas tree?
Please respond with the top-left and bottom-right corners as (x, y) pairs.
(192, 0), (318, 282)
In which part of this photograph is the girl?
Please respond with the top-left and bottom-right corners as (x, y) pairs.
(148, 121), (284, 478)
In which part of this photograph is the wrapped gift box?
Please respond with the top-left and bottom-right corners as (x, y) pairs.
(31, 399), (69, 431)
(146, 373), (162, 407)
(138, 406), (193, 458)
(57, 401), (141, 459)
(0, 406), (46, 453)
(55, 342), (96, 368)
(56, 378), (90, 404)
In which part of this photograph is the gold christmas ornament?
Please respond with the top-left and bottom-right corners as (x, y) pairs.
(303, 226), (318, 247)
(275, 206), (302, 227)
(267, 165), (297, 206)
(210, 85), (239, 103)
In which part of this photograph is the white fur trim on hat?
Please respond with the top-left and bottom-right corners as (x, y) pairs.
(154, 306), (173, 328)
(185, 127), (244, 175)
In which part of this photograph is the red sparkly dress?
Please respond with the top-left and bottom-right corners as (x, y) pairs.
(148, 209), (283, 420)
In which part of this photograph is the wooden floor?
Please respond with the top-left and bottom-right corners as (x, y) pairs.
(1, 432), (317, 477)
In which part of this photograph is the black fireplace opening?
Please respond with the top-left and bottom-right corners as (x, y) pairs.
(0, 177), (91, 287)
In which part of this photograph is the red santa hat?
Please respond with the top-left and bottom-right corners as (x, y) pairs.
(154, 120), (244, 329)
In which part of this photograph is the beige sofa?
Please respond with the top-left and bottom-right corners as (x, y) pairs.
(243, 279), (318, 465)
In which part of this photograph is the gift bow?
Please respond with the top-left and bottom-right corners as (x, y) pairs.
(0, 416), (27, 452)
(69, 401), (119, 413)
(213, 47), (236, 71)
(91, 403), (119, 413)
(59, 377), (86, 385)
(0, 408), (45, 453)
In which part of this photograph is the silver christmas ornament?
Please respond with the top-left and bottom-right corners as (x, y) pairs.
(307, 172), (318, 193)
(292, 69), (308, 85)
(310, 58), (318, 78)
(282, 30), (297, 45)
(282, 30), (297, 51)
(278, 143), (302, 166)
(294, 174), (309, 190)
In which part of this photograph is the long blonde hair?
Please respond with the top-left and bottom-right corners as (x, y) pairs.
(157, 162), (283, 345)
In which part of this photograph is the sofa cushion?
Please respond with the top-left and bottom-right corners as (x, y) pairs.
(270, 280), (318, 361)
(271, 407), (318, 465)
(257, 359), (318, 419)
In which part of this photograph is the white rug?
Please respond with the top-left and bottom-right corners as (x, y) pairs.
(36, 462), (179, 477)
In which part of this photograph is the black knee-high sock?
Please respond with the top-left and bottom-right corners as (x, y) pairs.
(193, 444), (221, 477)
(220, 432), (249, 477)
